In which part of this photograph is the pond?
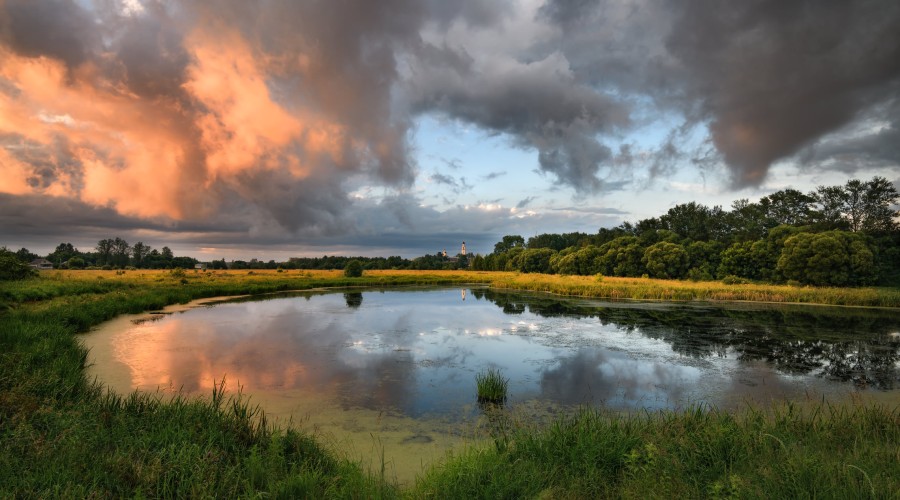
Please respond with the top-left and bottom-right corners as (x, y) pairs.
(81, 287), (900, 483)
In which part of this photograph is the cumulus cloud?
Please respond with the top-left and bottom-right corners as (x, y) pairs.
(664, 0), (900, 186)
(0, 0), (421, 233)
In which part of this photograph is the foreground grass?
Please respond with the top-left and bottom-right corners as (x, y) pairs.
(414, 403), (900, 498)
(1, 269), (898, 497)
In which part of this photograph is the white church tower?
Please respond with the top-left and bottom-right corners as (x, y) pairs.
(461, 241), (467, 256)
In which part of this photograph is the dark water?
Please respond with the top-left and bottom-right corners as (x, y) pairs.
(86, 287), (900, 415)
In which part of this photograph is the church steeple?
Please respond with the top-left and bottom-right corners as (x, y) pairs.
(461, 241), (467, 255)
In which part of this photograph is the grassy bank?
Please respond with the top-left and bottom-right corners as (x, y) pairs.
(1, 269), (898, 497)
(414, 403), (899, 498)
(489, 272), (900, 308)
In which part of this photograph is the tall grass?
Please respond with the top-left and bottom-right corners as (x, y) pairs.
(412, 402), (900, 498)
(475, 368), (509, 405)
(487, 272), (900, 308)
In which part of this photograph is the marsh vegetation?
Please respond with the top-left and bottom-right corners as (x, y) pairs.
(1, 269), (898, 497)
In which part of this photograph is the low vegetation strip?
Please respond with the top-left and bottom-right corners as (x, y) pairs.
(488, 272), (900, 308)
(1, 269), (898, 497)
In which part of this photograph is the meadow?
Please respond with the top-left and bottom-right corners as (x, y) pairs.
(1, 269), (898, 497)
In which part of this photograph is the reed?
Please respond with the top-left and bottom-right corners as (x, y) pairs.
(475, 368), (509, 405)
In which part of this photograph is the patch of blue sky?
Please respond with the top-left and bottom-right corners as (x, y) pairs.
(413, 114), (552, 209)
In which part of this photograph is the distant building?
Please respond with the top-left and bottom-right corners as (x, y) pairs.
(29, 258), (53, 270)
(194, 263), (208, 270)
(442, 242), (473, 267)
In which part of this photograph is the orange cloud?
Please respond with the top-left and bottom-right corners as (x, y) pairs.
(0, 48), (199, 218)
(183, 26), (348, 183)
(0, 22), (352, 223)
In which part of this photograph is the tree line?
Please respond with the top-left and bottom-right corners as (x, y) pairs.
(473, 176), (900, 286)
(5, 239), (198, 270)
(2, 176), (896, 285)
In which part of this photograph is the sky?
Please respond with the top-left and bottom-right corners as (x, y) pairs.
(1, 0), (899, 260)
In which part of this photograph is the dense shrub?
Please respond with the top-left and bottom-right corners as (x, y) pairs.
(642, 242), (689, 279)
(343, 260), (363, 277)
(0, 249), (37, 281)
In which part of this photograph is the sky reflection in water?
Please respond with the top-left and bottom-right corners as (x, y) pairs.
(91, 288), (900, 418)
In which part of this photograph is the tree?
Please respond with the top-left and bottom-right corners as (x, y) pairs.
(686, 240), (723, 280)
(551, 246), (602, 275)
(110, 237), (130, 268)
(761, 188), (816, 226)
(49, 242), (78, 267)
(493, 235), (525, 254)
(0, 248), (37, 280)
(15, 248), (37, 263)
(515, 248), (556, 274)
(777, 231), (876, 286)
(726, 198), (769, 242)
(344, 259), (363, 277)
(67, 257), (86, 269)
(642, 242), (689, 279)
(813, 185), (850, 230)
(816, 177), (899, 232)
(131, 241), (150, 268)
(161, 246), (174, 261)
(597, 236), (645, 277)
(658, 202), (727, 242)
(96, 239), (113, 266)
(860, 176), (899, 232)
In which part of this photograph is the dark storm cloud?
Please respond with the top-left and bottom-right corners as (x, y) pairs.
(537, 0), (601, 26)
(532, 0), (900, 186)
(408, 45), (628, 192)
(424, 0), (512, 28)
(664, 0), (900, 186)
(798, 95), (900, 173)
(0, 0), (99, 68)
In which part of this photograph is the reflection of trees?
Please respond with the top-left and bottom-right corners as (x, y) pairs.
(477, 289), (900, 389)
(344, 292), (363, 308)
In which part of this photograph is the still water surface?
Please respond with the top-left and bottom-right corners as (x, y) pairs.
(82, 287), (900, 482)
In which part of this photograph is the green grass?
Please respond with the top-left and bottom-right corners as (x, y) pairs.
(1, 269), (897, 497)
(412, 403), (900, 498)
(475, 368), (509, 405)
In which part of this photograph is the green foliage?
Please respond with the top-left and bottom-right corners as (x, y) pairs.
(777, 231), (876, 286)
(493, 234), (525, 254)
(412, 404), (900, 498)
(721, 275), (749, 285)
(67, 257), (86, 269)
(513, 248), (557, 274)
(596, 236), (645, 277)
(642, 242), (689, 279)
(475, 368), (509, 404)
(551, 245), (602, 275)
(0, 248), (37, 281)
(343, 259), (363, 277)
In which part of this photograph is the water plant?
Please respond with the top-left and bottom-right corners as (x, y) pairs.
(475, 368), (509, 404)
